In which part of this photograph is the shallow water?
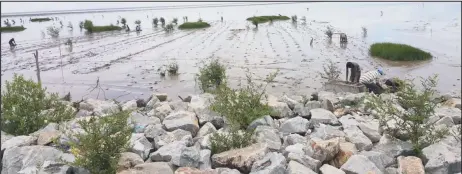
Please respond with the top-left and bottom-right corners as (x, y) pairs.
(1, 2), (460, 101)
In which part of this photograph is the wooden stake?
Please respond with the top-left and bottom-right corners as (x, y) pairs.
(33, 50), (41, 84)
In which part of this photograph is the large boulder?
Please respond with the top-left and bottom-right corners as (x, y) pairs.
(318, 91), (339, 104)
(434, 107), (462, 124)
(199, 149), (212, 170)
(338, 115), (359, 129)
(169, 100), (189, 111)
(128, 133), (153, 160)
(282, 134), (306, 148)
(2, 136), (37, 151)
(286, 160), (317, 174)
(343, 126), (373, 151)
(155, 93), (168, 102)
(250, 152), (286, 174)
(435, 116), (455, 127)
(310, 108), (340, 126)
(131, 162), (174, 174)
(188, 94), (224, 129)
(422, 136), (461, 174)
(146, 95), (161, 110)
(293, 103), (312, 118)
(287, 153), (321, 172)
(359, 151), (394, 172)
(163, 111), (200, 137)
(330, 142), (357, 168)
(305, 101), (322, 110)
(2, 145), (75, 174)
(268, 100), (294, 118)
(153, 129), (193, 149)
(122, 100), (138, 111)
(79, 98), (120, 116)
(128, 111), (161, 133)
(151, 141), (201, 168)
(211, 143), (269, 173)
(340, 155), (383, 174)
(397, 156), (425, 174)
(152, 102), (174, 121)
(320, 164), (346, 174)
(144, 124), (167, 142)
(309, 124), (345, 140)
(117, 152), (144, 171)
(442, 98), (461, 109)
(1, 131), (14, 145)
(358, 121), (381, 143)
(304, 137), (341, 162)
(253, 126), (282, 151)
(280, 116), (310, 135)
(372, 134), (415, 159)
(247, 115), (275, 131)
(197, 122), (217, 138)
(280, 95), (300, 110)
(284, 143), (305, 156)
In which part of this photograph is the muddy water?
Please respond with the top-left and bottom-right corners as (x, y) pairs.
(1, 2), (460, 102)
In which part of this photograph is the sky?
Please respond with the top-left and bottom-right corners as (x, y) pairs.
(1, 2), (244, 14)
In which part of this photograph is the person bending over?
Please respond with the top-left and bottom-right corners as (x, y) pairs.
(359, 69), (385, 94)
(9, 38), (16, 47)
(346, 62), (361, 83)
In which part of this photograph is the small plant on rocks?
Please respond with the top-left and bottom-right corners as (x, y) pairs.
(210, 129), (255, 154)
(69, 111), (132, 174)
(318, 59), (341, 82)
(197, 58), (227, 93)
(1, 74), (74, 136)
(365, 75), (449, 154)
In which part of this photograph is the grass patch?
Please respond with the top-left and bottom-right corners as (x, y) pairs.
(246, 15), (290, 24)
(83, 20), (122, 33)
(0, 26), (26, 32)
(178, 22), (211, 29)
(30, 18), (52, 22)
(369, 43), (432, 61)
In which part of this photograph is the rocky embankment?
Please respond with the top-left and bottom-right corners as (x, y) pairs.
(1, 91), (461, 174)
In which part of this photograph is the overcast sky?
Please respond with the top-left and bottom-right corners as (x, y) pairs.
(1, 2), (242, 14)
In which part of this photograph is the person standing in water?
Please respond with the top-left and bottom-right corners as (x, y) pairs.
(9, 38), (16, 47)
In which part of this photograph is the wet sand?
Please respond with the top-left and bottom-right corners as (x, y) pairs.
(1, 2), (460, 101)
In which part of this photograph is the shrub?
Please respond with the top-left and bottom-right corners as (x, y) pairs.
(69, 111), (132, 174)
(167, 61), (179, 75)
(210, 70), (278, 130)
(319, 59), (341, 82)
(369, 43), (432, 61)
(197, 58), (227, 93)
(83, 20), (94, 32)
(47, 26), (61, 38)
(153, 18), (159, 26)
(325, 26), (333, 39)
(31, 18), (52, 22)
(0, 26), (26, 32)
(178, 22), (210, 29)
(160, 17), (165, 26)
(1, 74), (74, 136)
(246, 15), (290, 24)
(210, 129), (255, 154)
(364, 75), (449, 154)
(172, 18), (178, 25)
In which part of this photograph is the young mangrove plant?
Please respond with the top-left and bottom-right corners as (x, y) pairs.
(121, 18), (127, 27)
(172, 18), (178, 25)
(160, 17), (165, 26)
(153, 18), (159, 26)
(318, 59), (341, 82)
(291, 15), (298, 23)
(47, 26), (61, 38)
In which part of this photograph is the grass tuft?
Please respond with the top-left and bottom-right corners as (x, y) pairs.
(30, 18), (52, 22)
(370, 43), (432, 61)
(246, 15), (290, 24)
(0, 26), (26, 32)
(84, 20), (122, 33)
(178, 22), (211, 29)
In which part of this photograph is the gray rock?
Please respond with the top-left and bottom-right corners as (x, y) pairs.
(211, 143), (269, 173)
(372, 134), (415, 159)
(129, 133), (153, 160)
(282, 134), (306, 148)
(310, 108), (340, 126)
(284, 144), (305, 156)
(344, 126), (373, 151)
(305, 101), (322, 110)
(397, 156), (425, 174)
(151, 141), (186, 163)
(293, 103), (311, 118)
(188, 94), (224, 129)
(2, 136), (37, 151)
(117, 152), (144, 171)
(434, 107), (462, 124)
(254, 126), (282, 151)
(199, 149), (212, 170)
(133, 162), (173, 174)
(128, 111), (161, 133)
(358, 121), (381, 143)
(250, 152), (286, 174)
(198, 134), (213, 150)
(320, 164), (346, 174)
(214, 168), (242, 174)
(37, 130), (61, 145)
(247, 115), (275, 131)
(176, 144), (201, 168)
(79, 98), (120, 116)
(269, 100), (294, 118)
(340, 155), (383, 174)
(304, 137), (340, 162)
(287, 153), (322, 172)
(163, 111), (200, 137)
(422, 136), (461, 174)
(338, 115), (359, 129)
(169, 100), (189, 111)
(1, 131), (14, 145)
(280, 117), (310, 135)
(360, 151), (394, 172)
(280, 95), (300, 110)
(153, 102), (173, 121)
(146, 95), (161, 110)
(318, 91), (339, 104)
(197, 122), (217, 138)
(2, 145), (75, 174)
(322, 99), (335, 112)
(385, 167), (398, 174)
(286, 160), (317, 174)
(154, 129), (193, 149)
(122, 100), (138, 111)
(144, 124), (167, 142)
(155, 93), (168, 102)
(426, 115), (441, 125)
(310, 124), (345, 140)
(435, 116), (455, 127)
(30, 123), (59, 137)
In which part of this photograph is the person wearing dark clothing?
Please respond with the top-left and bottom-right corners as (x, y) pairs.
(384, 79), (400, 93)
(9, 38), (16, 47)
(346, 62), (361, 83)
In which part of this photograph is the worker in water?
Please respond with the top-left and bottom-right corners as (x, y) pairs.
(135, 25), (141, 32)
(9, 38), (16, 47)
(359, 69), (386, 94)
(346, 62), (361, 83)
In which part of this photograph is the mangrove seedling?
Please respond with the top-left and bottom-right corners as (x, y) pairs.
(160, 17), (165, 26)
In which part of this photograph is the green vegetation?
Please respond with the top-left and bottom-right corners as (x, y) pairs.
(1, 74), (74, 136)
(369, 43), (432, 61)
(160, 17), (165, 26)
(319, 59), (341, 82)
(178, 21), (211, 29)
(47, 26), (60, 37)
(153, 18), (159, 26)
(164, 23), (174, 32)
(69, 111), (132, 174)
(210, 130), (255, 154)
(291, 15), (298, 23)
(197, 58), (227, 93)
(0, 26), (26, 32)
(121, 18), (127, 27)
(251, 20), (259, 28)
(172, 18), (178, 25)
(83, 20), (122, 33)
(30, 18), (52, 22)
(246, 15), (290, 24)
(365, 75), (449, 154)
